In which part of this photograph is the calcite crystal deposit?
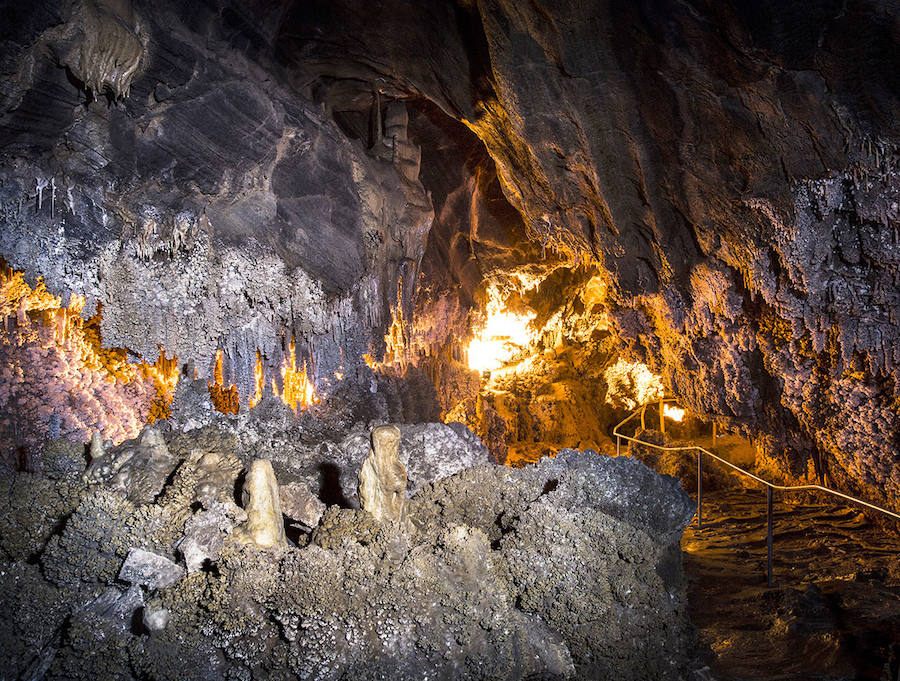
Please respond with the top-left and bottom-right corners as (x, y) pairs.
(0, 421), (698, 680)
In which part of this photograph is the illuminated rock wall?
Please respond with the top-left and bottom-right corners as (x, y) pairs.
(0, 0), (435, 448)
(279, 0), (900, 508)
(0, 267), (176, 453)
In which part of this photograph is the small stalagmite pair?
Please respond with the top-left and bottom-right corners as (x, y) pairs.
(237, 424), (410, 548)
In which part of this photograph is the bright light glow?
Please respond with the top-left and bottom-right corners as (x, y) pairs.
(277, 337), (317, 412)
(208, 349), (239, 414)
(663, 404), (685, 421)
(248, 351), (264, 408)
(604, 358), (665, 409)
(467, 287), (536, 373)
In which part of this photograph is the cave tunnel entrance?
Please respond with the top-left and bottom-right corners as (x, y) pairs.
(317, 86), (682, 467)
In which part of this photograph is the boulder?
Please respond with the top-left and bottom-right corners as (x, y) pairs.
(118, 548), (184, 590)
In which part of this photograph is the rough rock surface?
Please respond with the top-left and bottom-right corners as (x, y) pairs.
(119, 547), (184, 590)
(358, 425), (409, 525)
(275, 0), (900, 510)
(177, 500), (246, 573)
(4, 0), (899, 508)
(0, 0), (433, 441)
(0, 431), (697, 681)
(83, 426), (176, 504)
(282, 421), (493, 509)
(278, 480), (326, 528)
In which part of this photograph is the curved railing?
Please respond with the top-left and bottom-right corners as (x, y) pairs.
(613, 398), (900, 586)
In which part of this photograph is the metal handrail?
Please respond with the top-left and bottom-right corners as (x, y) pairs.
(613, 398), (900, 585)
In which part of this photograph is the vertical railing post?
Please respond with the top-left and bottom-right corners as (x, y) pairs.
(767, 486), (775, 587)
(659, 398), (665, 434)
(696, 450), (703, 528)
(712, 421), (717, 450)
(616, 434), (620, 457)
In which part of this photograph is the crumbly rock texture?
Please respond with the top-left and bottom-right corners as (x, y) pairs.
(0, 426), (697, 681)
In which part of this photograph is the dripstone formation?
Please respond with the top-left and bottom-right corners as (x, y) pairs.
(358, 424), (409, 526)
(0, 421), (697, 680)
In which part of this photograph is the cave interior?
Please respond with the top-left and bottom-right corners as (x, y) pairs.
(1, 0), (899, 679)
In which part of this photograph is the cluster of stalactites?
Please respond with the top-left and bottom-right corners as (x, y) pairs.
(207, 336), (319, 415)
(0, 264), (178, 449)
(56, 0), (145, 100)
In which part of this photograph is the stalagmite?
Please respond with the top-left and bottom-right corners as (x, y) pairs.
(358, 424), (409, 527)
(237, 459), (287, 548)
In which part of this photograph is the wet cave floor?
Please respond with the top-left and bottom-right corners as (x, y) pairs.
(682, 487), (900, 681)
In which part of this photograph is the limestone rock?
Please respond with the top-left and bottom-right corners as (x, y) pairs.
(84, 585), (145, 628)
(53, 0), (144, 100)
(237, 459), (287, 548)
(84, 427), (178, 505)
(358, 425), (408, 525)
(290, 422), (491, 509)
(192, 451), (244, 507)
(118, 548), (184, 590)
(279, 481), (325, 529)
(142, 606), (170, 634)
(177, 500), (246, 573)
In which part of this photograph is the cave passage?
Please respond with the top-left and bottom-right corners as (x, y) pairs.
(1, 1), (899, 680)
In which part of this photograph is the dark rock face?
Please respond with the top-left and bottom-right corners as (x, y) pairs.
(0, 0), (432, 415)
(272, 0), (900, 508)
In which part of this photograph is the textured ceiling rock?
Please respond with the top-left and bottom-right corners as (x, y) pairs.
(274, 0), (900, 508)
(1, 0), (899, 509)
(0, 0), (433, 402)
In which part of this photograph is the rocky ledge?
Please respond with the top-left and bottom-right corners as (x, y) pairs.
(0, 422), (696, 680)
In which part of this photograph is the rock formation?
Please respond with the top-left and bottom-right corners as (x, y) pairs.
(237, 459), (287, 548)
(0, 429), (698, 680)
(358, 424), (409, 525)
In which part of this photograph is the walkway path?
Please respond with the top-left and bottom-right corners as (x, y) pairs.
(676, 450), (900, 680)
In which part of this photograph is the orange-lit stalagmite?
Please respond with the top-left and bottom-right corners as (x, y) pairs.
(208, 349), (240, 414)
(248, 350), (264, 408)
(275, 337), (317, 412)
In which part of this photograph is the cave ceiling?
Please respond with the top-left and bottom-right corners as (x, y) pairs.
(1, 0), (899, 506)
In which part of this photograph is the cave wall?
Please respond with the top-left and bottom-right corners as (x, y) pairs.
(276, 0), (900, 507)
(0, 0), (434, 436)
(1, 0), (898, 507)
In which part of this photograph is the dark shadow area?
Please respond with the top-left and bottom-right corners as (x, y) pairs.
(317, 462), (351, 508)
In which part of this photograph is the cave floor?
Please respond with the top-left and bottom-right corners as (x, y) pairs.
(682, 488), (900, 681)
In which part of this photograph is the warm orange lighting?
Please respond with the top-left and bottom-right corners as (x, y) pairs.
(0, 264), (179, 444)
(334, 371), (343, 380)
(467, 285), (536, 373)
(248, 351), (264, 408)
(603, 358), (665, 410)
(208, 349), (239, 414)
(663, 404), (685, 421)
(275, 337), (317, 412)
